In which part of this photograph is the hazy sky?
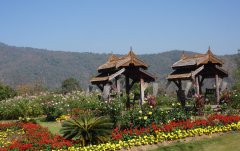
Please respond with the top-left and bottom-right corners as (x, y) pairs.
(0, 0), (239, 55)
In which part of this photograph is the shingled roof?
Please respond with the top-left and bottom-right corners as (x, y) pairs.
(91, 50), (155, 85)
(97, 50), (148, 71)
(167, 48), (228, 81)
(172, 48), (223, 69)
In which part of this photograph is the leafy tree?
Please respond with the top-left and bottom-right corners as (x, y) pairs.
(61, 77), (81, 94)
(60, 116), (113, 146)
(0, 82), (17, 101)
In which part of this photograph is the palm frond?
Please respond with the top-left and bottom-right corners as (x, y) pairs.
(60, 115), (113, 146)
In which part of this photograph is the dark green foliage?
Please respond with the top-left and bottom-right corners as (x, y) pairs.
(61, 77), (81, 94)
(98, 96), (125, 127)
(229, 90), (240, 109)
(156, 94), (178, 107)
(41, 95), (65, 121)
(60, 116), (113, 146)
(118, 101), (191, 129)
(0, 97), (43, 120)
(0, 91), (102, 120)
(0, 82), (17, 101)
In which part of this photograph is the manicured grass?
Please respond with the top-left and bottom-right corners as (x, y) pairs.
(152, 132), (240, 151)
(36, 120), (62, 135)
(0, 118), (62, 135)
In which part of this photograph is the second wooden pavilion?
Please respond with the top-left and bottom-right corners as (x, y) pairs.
(167, 48), (228, 106)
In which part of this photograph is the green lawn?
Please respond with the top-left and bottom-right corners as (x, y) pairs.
(36, 119), (62, 135)
(152, 132), (240, 151)
(0, 118), (62, 135)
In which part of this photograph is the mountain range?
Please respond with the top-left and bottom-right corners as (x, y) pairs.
(0, 42), (238, 90)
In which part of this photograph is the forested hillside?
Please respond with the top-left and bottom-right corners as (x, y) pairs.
(0, 42), (237, 89)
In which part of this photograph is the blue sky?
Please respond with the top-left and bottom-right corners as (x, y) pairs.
(0, 0), (239, 55)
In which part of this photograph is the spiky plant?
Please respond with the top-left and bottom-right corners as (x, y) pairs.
(60, 116), (113, 146)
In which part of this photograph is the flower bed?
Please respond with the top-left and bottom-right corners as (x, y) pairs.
(66, 123), (240, 151)
(1, 114), (240, 151)
(112, 114), (240, 140)
(0, 122), (72, 151)
(71, 114), (240, 151)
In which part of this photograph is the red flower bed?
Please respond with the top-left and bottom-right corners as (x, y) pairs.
(112, 114), (240, 140)
(0, 123), (21, 131)
(112, 122), (159, 141)
(0, 122), (72, 151)
(208, 114), (240, 125)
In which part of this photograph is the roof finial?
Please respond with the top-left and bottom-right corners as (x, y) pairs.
(181, 51), (187, 59)
(207, 46), (213, 55)
(130, 46), (133, 51)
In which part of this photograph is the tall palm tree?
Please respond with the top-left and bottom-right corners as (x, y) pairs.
(60, 116), (113, 146)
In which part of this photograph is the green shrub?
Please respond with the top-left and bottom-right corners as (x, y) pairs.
(98, 96), (125, 127)
(230, 90), (240, 109)
(0, 82), (17, 101)
(156, 94), (178, 107)
(61, 77), (81, 94)
(0, 96), (43, 120)
(60, 115), (113, 146)
(204, 104), (214, 115)
(41, 95), (64, 121)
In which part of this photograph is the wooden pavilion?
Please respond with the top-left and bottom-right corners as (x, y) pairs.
(91, 50), (155, 108)
(167, 48), (228, 106)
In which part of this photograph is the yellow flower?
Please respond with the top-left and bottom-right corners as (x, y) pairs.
(139, 110), (142, 114)
(144, 116), (148, 120)
(148, 111), (152, 115)
(138, 117), (142, 120)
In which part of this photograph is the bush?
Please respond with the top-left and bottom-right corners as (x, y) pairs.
(61, 78), (81, 94)
(0, 83), (17, 101)
(41, 95), (65, 121)
(156, 94), (178, 107)
(230, 90), (240, 109)
(0, 91), (102, 121)
(0, 97), (43, 120)
(118, 101), (191, 129)
(98, 96), (125, 127)
(60, 116), (113, 146)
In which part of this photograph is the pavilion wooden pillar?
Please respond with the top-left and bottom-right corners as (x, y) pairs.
(140, 78), (144, 106)
(175, 79), (186, 107)
(179, 79), (182, 91)
(199, 76), (204, 95)
(125, 75), (130, 108)
(103, 83), (110, 101)
(215, 74), (220, 103)
(195, 76), (200, 95)
(115, 77), (121, 95)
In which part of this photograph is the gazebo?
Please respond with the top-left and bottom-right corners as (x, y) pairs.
(167, 48), (228, 106)
(91, 50), (155, 108)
